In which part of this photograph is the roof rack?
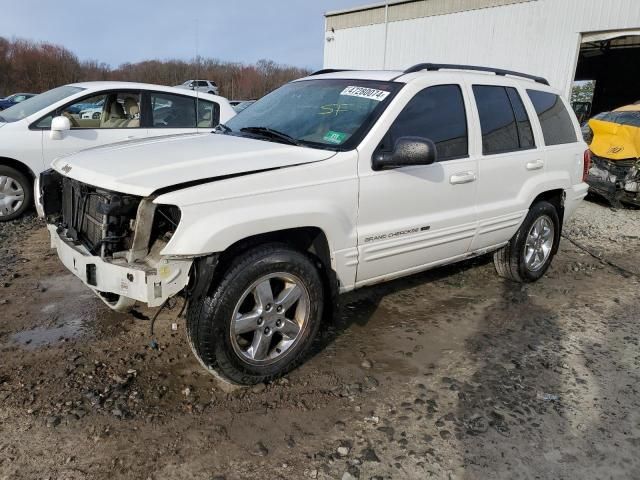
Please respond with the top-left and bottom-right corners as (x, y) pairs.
(309, 68), (354, 76)
(402, 63), (550, 85)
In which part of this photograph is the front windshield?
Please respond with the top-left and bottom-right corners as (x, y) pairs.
(224, 79), (402, 150)
(0, 86), (83, 123)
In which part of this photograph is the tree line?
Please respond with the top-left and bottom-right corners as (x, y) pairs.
(0, 36), (311, 100)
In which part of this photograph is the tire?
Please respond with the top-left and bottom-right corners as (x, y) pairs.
(493, 201), (560, 283)
(0, 166), (32, 222)
(187, 244), (324, 385)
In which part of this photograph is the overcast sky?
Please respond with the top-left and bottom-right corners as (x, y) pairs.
(2, 0), (367, 69)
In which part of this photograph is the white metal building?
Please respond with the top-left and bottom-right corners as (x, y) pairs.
(324, 0), (640, 112)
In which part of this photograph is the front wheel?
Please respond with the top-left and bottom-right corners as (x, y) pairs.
(493, 201), (560, 282)
(0, 166), (32, 222)
(187, 244), (324, 385)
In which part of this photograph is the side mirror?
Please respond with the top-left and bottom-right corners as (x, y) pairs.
(50, 116), (71, 140)
(372, 136), (437, 171)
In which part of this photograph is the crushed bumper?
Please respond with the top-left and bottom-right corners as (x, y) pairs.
(587, 156), (640, 207)
(48, 225), (193, 309)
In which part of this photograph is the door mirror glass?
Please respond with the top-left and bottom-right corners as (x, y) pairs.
(373, 136), (437, 170)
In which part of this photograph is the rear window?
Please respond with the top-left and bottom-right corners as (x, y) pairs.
(473, 85), (535, 155)
(527, 90), (577, 145)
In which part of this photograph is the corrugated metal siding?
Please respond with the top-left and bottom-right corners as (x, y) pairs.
(388, 0), (535, 22)
(326, 6), (386, 31)
(324, 0), (640, 96)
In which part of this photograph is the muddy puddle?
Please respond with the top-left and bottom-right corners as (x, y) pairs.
(9, 316), (87, 349)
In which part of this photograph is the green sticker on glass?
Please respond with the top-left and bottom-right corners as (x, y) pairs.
(324, 130), (348, 144)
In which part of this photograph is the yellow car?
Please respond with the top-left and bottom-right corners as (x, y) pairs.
(585, 103), (640, 207)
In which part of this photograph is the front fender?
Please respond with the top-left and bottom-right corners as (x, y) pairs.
(154, 152), (360, 258)
(161, 198), (355, 257)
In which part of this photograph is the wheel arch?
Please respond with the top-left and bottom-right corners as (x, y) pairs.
(197, 226), (339, 324)
(531, 188), (565, 254)
(0, 156), (37, 182)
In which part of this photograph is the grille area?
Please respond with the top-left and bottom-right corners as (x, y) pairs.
(59, 177), (141, 257)
(40, 169), (181, 259)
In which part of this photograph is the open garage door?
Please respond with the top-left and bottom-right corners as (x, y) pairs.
(574, 32), (640, 116)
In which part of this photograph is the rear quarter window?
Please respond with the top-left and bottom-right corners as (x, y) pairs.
(527, 90), (577, 146)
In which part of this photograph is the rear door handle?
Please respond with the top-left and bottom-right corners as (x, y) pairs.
(449, 171), (477, 185)
(526, 159), (545, 171)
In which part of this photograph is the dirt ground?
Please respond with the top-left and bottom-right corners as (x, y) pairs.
(1, 198), (639, 480)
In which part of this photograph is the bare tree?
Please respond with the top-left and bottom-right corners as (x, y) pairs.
(0, 36), (311, 100)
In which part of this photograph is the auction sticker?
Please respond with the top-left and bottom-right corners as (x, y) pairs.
(341, 86), (390, 102)
(324, 131), (348, 144)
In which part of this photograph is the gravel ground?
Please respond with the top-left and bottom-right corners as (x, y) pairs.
(0, 200), (639, 479)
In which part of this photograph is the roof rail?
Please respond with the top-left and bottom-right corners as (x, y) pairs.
(309, 68), (354, 76)
(402, 63), (550, 85)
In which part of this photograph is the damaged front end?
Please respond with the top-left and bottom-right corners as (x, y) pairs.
(38, 170), (193, 311)
(586, 110), (640, 207)
(587, 155), (640, 207)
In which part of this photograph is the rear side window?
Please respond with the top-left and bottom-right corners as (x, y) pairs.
(473, 85), (535, 155)
(384, 84), (468, 161)
(150, 92), (197, 128)
(527, 90), (577, 145)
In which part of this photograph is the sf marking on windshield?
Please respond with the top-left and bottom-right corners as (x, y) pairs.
(364, 226), (430, 243)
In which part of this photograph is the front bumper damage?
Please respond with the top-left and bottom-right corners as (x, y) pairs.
(39, 170), (193, 311)
(48, 224), (192, 310)
(587, 155), (640, 207)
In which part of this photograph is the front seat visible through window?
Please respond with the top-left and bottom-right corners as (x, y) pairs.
(101, 101), (126, 128)
(123, 97), (140, 128)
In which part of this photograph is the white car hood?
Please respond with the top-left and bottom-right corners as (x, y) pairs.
(51, 133), (336, 197)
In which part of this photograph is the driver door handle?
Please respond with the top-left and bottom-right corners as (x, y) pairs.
(526, 159), (545, 171)
(450, 171), (477, 185)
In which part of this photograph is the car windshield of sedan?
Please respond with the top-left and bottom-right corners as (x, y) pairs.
(222, 79), (402, 150)
(0, 86), (83, 123)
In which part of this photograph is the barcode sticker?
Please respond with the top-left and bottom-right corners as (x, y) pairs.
(341, 86), (390, 102)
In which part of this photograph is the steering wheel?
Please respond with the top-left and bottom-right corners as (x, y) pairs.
(62, 111), (80, 128)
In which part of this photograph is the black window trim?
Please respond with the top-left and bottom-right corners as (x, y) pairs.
(505, 86), (536, 151)
(473, 84), (537, 157)
(376, 83), (470, 164)
(29, 89), (144, 131)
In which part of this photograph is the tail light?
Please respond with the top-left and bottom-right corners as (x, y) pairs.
(582, 149), (591, 182)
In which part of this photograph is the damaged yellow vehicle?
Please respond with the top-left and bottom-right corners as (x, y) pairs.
(584, 103), (640, 207)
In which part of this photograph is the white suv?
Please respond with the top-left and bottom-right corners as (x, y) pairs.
(38, 64), (589, 385)
(175, 80), (220, 95)
(0, 82), (235, 221)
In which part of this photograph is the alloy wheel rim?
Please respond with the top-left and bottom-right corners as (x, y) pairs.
(524, 215), (554, 271)
(230, 272), (310, 366)
(0, 176), (25, 216)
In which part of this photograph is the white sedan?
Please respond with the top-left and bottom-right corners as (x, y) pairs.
(0, 81), (236, 220)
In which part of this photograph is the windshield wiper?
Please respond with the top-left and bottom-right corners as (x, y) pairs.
(0, 115), (5, 123)
(214, 123), (232, 133)
(240, 126), (300, 146)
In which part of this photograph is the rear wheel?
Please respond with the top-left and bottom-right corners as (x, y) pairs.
(187, 244), (324, 385)
(0, 166), (31, 222)
(493, 201), (560, 282)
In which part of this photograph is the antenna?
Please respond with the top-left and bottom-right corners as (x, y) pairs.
(195, 17), (200, 103)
